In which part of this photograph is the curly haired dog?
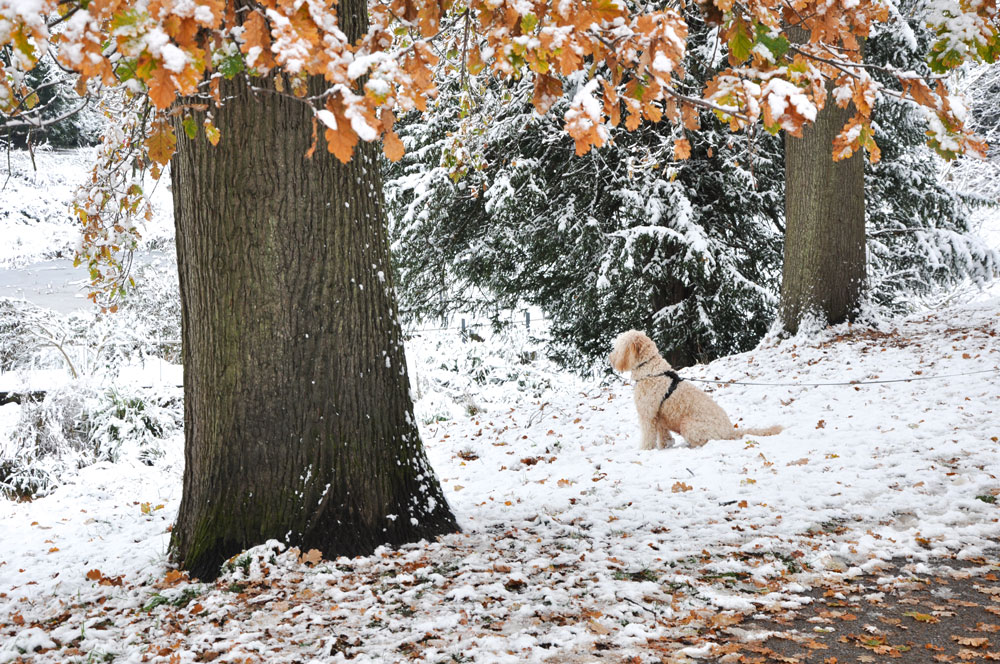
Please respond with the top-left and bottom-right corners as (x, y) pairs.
(609, 330), (783, 449)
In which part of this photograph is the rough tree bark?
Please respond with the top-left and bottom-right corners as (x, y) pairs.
(168, 4), (458, 579)
(780, 33), (867, 334)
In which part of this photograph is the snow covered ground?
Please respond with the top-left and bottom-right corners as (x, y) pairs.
(0, 148), (998, 662)
(0, 298), (998, 663)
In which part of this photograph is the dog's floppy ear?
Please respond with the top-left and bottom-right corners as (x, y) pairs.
(620, 337), (635, 369)
(630, 334), (644, 362)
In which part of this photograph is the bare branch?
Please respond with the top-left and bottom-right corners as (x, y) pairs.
(2, 95), (91, 131)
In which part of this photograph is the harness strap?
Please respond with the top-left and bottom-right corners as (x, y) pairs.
(659, 371), (683, 407)
(638, 370), (684, 407)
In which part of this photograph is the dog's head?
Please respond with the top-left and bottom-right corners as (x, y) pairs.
(609, 330), (660, 373)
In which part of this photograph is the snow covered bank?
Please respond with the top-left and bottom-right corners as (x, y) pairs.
(0, 149), (174, 270)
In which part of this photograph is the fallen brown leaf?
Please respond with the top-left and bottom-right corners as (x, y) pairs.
(587, 619), (612, 635)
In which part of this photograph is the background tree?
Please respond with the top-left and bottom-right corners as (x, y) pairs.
(386, 11), (997, 367)
(779, 16), (998, 332)
(779, 67), (867, 333)
(0, 53), (99, 149)
(387, 16), (785, 368)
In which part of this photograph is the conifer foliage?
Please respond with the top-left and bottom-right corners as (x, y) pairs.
(386, 27), (785, 368)
(387, 14), (998, 367)
(0, 53), (100, 148)
(863, 20), (998, 310)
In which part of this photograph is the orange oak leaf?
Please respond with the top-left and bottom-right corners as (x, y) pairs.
(146, 123), (177, 166)
(326, 120), (358, 164)
(601, 79), (620, 127)
(204, 119), (221, 146)
(300, 548), (323, 565)
(533, 74), (563, 115)
(383, 130), (405, 162)
(147, 66), (177, 110)
(673, 137), (691, 160)
(240, 10), (275, 71)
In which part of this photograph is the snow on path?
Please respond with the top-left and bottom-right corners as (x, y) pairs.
(0, 300), (998, 663)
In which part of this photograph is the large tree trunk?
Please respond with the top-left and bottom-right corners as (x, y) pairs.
(168, 6), (457, 580)
(780, 38), (867, 333)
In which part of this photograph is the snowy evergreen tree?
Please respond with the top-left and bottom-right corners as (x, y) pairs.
(864, 21), (998, 309)
(387, 18), (784, 369)
(938, 63), (1000, 253)
(387, 11), (996, 368)
(0, 53), (101, 149)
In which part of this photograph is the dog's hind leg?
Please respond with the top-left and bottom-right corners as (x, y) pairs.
(678, 420), (712, 447)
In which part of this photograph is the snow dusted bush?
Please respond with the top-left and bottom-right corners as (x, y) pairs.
(0, 260), (180, 378)
(408, 324), (559, 424)
(0, 261), (180, 499)
(0, 299), (36, 371)
(0, 385), (181, 499)
(116, 259), (181, 357)
(0, 388), (89, 498)
(86, 386), (181, 465)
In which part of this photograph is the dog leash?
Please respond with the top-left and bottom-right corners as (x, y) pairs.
(677, 367), (1000, 388)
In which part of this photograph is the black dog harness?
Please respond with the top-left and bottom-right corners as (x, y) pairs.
(633, 360), (684, 407)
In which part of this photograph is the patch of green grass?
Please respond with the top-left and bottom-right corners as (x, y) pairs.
(430, 560), (461, 576)
(976, 494), (997, 504)
(221, 553), (252, 576)
(142, 594), (169, 612)
(170, 587), (200, 608)
(394, 604), (416, 617)
(700, 571), (750, 582)
(614, 568), (659, 582)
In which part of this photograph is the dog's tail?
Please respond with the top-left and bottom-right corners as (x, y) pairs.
(732, 425), (783, 438)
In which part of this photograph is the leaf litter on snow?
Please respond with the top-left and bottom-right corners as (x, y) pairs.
(1, 300), (999, 662)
